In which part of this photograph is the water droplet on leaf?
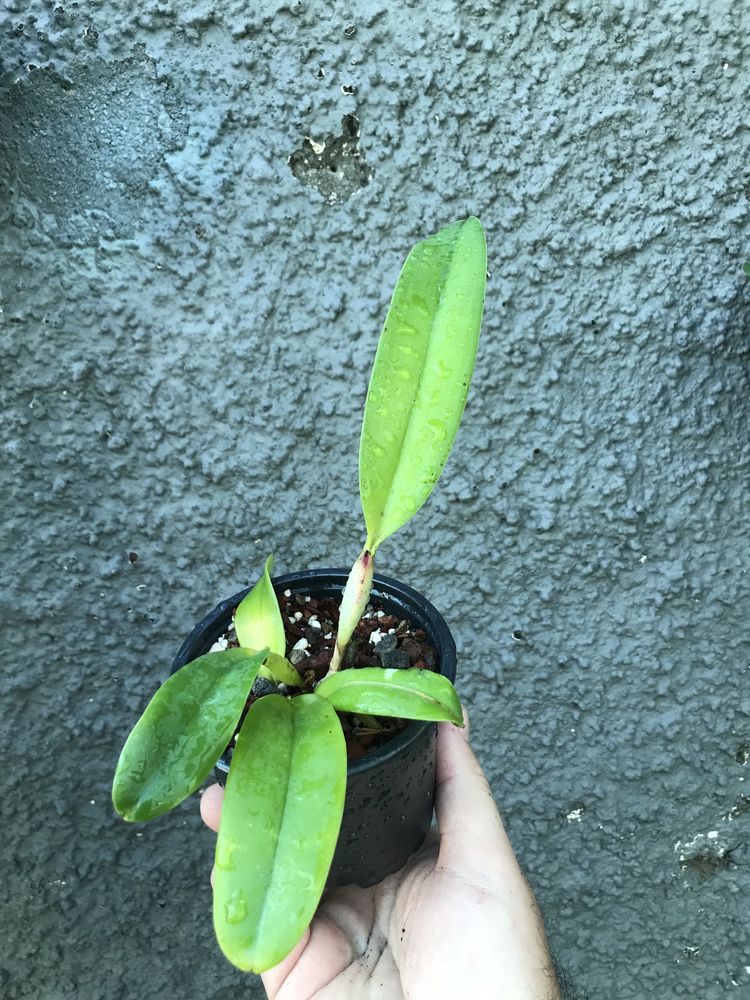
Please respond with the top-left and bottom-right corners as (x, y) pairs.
(224, 890), (248, 925)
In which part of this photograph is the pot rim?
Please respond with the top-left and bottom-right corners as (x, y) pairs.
(171, 567), (457, 778)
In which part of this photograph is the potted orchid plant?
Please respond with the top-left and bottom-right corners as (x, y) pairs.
(112, 216), (487, 972)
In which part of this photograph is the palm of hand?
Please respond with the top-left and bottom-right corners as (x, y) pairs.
(202, 723), (559, 1000)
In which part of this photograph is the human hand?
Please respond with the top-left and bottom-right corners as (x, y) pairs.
(201, 713), (560, 1000)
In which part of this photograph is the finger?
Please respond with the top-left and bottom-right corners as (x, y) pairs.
(433, 723), (558, 999)
(434, 720), (519, 881)
(199, 783), (224, 833)
(261, 932), (312, 999)
(459, 703), (470, 740)
(264, 885), (376, 999)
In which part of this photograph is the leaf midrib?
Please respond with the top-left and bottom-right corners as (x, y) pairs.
(330, 676), (445, 707)
(253, 701), (295, 953)
(366, 246), (457, 550)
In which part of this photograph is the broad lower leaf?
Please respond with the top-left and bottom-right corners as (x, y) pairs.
(316, 667), (463, 725)
(360, 217), (486, 552)
(214, 694), (346, 973)
(234, 555), (286, 656)
(112, 647), (268, 822)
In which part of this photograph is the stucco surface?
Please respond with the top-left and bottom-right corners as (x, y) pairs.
(1, 2), (749, 998)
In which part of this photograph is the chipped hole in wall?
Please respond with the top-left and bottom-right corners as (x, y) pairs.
(675, 832), (738, 879)
(566, 803), (585, 823)
(680, 848), (736, 878)
(724, 796), (750, 821)
(288, 114), (370, 203)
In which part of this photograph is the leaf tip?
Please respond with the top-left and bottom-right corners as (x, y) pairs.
(111, 787), (137, 823)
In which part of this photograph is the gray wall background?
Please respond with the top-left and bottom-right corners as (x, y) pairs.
(2, 2), (749, 998)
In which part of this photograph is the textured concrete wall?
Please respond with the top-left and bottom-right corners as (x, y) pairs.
(2, 2), (749, 998)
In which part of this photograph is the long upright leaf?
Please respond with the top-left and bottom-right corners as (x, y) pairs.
(214, 694), (346, 973)
(112, 647), (267, 822)
(316, 667), (463, 725)
(360, 217), (486, 552)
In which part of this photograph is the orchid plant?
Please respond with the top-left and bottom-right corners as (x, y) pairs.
(112, 217), (487, 973)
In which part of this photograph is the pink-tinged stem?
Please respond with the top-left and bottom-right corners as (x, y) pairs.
(328, 549), (374, 674)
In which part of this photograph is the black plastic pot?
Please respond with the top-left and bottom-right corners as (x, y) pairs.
(171, 569), (457, 888)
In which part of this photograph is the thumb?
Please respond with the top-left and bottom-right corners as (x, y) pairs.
(434, 714), (522, 882)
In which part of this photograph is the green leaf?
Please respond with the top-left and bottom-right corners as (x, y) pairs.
(214, 694), (347, 973)
(112, 647), (268, 822)
(234, 555), (285, 656)
(744, 260), (750, 276)
(316, 667), (463, 725)
(262, 652), (302, 687)
(360, 217), (487, 552)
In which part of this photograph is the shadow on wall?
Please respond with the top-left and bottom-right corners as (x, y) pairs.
(0, 54), (186, 243)
(554, 958), (590, 1000)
